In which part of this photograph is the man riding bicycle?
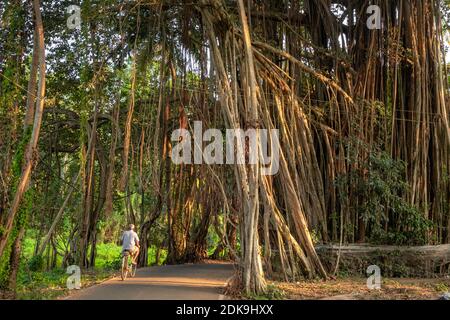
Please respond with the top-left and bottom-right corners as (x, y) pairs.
(121, 224), (140, 266)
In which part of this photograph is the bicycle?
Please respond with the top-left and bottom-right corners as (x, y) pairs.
(121, 250), (137, 281)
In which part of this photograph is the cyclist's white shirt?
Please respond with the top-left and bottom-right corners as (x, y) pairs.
(122, 230), (139, 251)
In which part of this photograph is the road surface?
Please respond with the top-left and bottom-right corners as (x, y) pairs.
(66, 262), (234, 300)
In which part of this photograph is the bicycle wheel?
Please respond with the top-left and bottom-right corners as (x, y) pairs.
(121, 255), (128, 281)
(130, 261), (137, 278)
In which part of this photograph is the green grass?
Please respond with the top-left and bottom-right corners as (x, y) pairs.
(435, 283), (449, 293)
(95, 243), (123, 269)
(16, 267), (115, 300)
(16, 240), (118, 300)
(14, 239), (168, 300)
(21, 237), (36, 259)
(94, 243), (168, 269)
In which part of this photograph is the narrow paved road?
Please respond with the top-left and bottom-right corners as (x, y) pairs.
(66, 262), (234, 300)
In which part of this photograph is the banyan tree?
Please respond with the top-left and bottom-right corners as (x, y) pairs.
(1, 0), (450, 295)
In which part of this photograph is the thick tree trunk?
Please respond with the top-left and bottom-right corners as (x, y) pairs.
(0, 0), (46, 258)
(237, 0), (266, 295)
(7, 226), (25, 295)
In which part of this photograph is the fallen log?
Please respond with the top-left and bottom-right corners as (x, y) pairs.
(315, 244), (450, 278)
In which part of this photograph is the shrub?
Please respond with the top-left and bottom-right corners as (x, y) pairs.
(336, 143), (433, 246)
(28, 255), (44, 272)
